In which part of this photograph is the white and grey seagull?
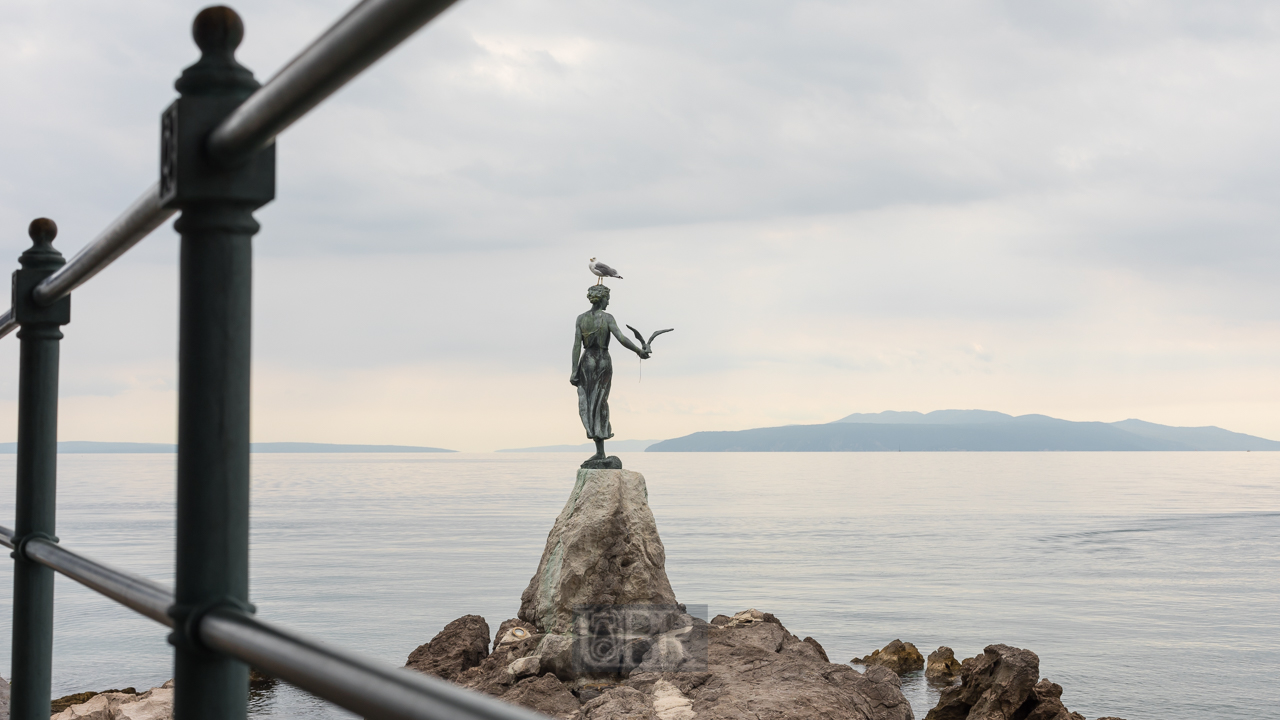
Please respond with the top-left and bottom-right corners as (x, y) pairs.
(588, 258), (623, 285)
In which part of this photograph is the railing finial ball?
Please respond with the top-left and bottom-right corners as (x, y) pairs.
(193, 6), (244, 57)
(28, 218), (57, 247)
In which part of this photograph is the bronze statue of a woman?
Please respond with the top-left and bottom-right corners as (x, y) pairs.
(571, 285), (649, 468)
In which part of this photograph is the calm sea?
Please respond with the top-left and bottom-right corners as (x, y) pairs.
(0, 452), (1276, 719)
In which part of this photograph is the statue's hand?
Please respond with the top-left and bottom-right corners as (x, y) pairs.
(639, 350), (651, 360)
(570, 374), (581, 387)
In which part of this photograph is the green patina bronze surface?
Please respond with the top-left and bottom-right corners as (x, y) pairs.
(571, 285), (666, 468)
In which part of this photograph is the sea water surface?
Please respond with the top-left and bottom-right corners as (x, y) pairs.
(0, 452), (1277, 719)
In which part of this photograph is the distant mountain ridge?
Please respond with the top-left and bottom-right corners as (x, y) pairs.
(0, 442), (455, 454)
(647, 410), (1280, 452)
(834, 409), (1018, 424)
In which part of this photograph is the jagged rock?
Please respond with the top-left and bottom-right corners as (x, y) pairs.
(500, 674), (582, 720)
(583, 687), (657, 719)
(531, 633), (576, 681)
(51, 681), (172, 720)
(1, 676), (8, 719)
(496, 618), (539, 648)
(925, 645), (1089, 720)
(519, 469), (677, 635)
(661, 612), (913, 719)
(803, 636), (830, 662)
(630, 616), (708, 676)
(438, 610), (912, 720)
(506, 656), (541, 681)
(853, 639), (925, 675)
(720, 608), (778, 628)
(51, 689), (137, 714)
(926, 646), (963, 683)
(649, 679), (696, 720)
(405, 615), (491, 681)
(451, 618), (547, 694)
(1023, 680), (1085, 720)
(926, 644), (1039, 720)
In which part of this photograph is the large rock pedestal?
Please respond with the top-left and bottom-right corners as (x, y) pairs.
(519, 469), (677, 635)
(402, 466), (917, 719)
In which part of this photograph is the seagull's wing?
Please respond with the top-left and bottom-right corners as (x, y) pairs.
(596, 262), (620, 277)
(625, 324), (646, 344)
(647, 328), (674, 345)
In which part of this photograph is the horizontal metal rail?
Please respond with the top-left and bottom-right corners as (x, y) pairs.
(32, 184), (177, 308)
(0, 525), (550, 720)
(0, 0), (461, 335)
(207, 0), (460, 165)
(0, 184), (174, 340)
(203, 610), (548, 720)
(0, 526), (172, 626)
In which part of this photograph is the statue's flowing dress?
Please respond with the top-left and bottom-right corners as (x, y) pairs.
(574, 313), (614, 441)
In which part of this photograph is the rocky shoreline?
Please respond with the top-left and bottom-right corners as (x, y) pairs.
(28, 467), (1129, 720)
(403, 610), (1125, 720)
(397, 468), (1129, 720)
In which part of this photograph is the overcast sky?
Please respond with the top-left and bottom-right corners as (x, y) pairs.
(1, 0), (1278, 451)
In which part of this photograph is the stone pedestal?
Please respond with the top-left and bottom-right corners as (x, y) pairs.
(407, 467), (916, 720)
(519, 469), (677, 635)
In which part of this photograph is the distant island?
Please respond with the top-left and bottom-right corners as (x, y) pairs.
(645, 410), (1280, 452)
(0, 442), (455, 454)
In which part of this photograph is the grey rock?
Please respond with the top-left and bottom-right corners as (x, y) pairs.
(404, 614), (490, 681)
(926, 643), (1039, 720)
(1023, 679), (1085, 720)
(50, 683), (172, 720)
(496, 618), (539, 648)
(0, 676), (8, 720)
(925, 645), (1090, 720)
(532, 633), (577, 681)
(853, 639), (925, 675)
(648, 678), (696, 720)
(925, 646), (962, 683)
(803, 636), (830, 662)
(583, 686), (657, 719)
(501, 674), (583, 719)
(519, 469), (677, 635)
(664, 612), (913, 720)
(506, 656), (541, 681)
(631, 618), (709, 675)
(454, 620), (544, 697)
(439, 609), (912, 720)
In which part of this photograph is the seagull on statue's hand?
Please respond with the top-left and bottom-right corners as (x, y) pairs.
(588, 258), (622, 285)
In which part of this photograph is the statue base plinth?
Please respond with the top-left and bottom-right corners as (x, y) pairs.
(580, 455), (622, 469)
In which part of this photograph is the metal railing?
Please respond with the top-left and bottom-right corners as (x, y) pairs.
(2, 3), (552, 720)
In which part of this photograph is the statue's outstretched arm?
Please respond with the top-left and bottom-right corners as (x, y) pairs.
(609, 316), (649, 358)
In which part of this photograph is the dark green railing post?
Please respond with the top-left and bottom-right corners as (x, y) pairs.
(162, 7), (274, 720)
(9, 218), (70, 720)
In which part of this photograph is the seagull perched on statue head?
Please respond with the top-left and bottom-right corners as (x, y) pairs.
(588, 258), (622, 285)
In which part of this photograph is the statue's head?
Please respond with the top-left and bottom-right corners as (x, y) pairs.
(587, 285), (610, 306)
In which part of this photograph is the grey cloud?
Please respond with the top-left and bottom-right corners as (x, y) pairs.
(1, 0), (1279, 441)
